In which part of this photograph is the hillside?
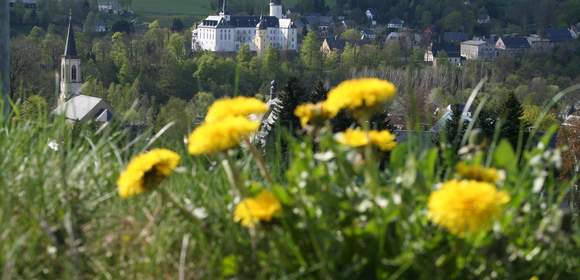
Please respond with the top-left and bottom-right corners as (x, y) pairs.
(131, 0), (302, 16)
(132, 0), (213, 16)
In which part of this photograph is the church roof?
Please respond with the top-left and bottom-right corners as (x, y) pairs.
(53, 95), (112, 122)
(64, 12), (78, 58)
(95, 109), (114, 123)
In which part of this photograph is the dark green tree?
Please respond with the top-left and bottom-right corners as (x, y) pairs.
(500, 93), (529, 148)
(279, 77), (306, 131)
(445, 104), (469, 150)
(170, 18), (185, 32)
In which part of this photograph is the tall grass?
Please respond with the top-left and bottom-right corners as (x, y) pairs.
(0, 83), (578, 279)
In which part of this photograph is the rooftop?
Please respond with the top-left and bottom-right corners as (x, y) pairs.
(544, 28), (573, 42)
(53, 95), (110, 122)
(499, 36), (530, 48)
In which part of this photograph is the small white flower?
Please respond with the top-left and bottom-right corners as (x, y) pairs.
(357, 199), (373, 212)
(48, 140), (59, 151)
(392, 193), (401, 205)
(537, 142), (545, 150)
(395, 176), (403, 184)
(376, 197), (389, 208)
(529, 155), (542, 166)
(193, 207), (208, 220)
(314, 151), (335, 161)
(315, 208), (322, 218)
(550, 150), (562, 169)
(47, 246), (57, 255)
(522, 203), (531, 213)
(532, 171), (547, 193)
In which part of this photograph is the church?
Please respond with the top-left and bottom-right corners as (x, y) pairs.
(192, 0), (298, 54)
(53, 13), (113, 123)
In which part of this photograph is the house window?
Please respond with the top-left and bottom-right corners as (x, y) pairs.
(71, 65), (77, 81)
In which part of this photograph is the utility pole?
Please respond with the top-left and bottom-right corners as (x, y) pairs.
(0, 0), (9, 114)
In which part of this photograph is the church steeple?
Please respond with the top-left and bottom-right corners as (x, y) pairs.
(59, 10), (82, 104)
(64, 10), (78, 58)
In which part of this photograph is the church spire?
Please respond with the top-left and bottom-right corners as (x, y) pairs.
(63, 9), (77, 58)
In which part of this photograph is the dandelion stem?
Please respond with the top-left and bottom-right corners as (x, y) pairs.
(362, 119), (379, 196)
(158, 187), (199, 223)
(222, 155), (247, 196)
(243, 139), (274, 186)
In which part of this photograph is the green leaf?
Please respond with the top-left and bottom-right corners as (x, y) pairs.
(390, 142), (409, 170)
(272, 185), (294, 205)
(539, 124), (559, 147)
(421, 148), (438, 182)
(493, 140), (516, 169)
(221, 255), (239, 278)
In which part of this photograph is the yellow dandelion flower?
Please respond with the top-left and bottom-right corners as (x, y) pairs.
(294, 102), (337, 127)
(427, 180), (510, 236)
(234, 190), (282, 228)
(188, 116), (260, 155)
(205, 97), (268, 123)
(336, 128), (397, 151)
(336, 128), (370, 148)
(456, 162), (503, 183)
(369, 130), (397, 151)
(325, 78), (397, 118)
(117, 149), (181, 198)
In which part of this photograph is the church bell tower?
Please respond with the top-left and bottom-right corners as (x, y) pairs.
(59, 11), (82, 104)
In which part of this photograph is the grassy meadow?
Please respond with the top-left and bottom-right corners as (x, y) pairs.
(0, 80), (579, 279)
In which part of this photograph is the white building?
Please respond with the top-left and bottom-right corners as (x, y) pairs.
(192, 0), (298, 53)
(460, 40), (497, 60)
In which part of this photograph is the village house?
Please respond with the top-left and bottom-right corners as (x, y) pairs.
(303, 14), (334, 38)
(527, 34), (553, 53)
(460, 39), (497, 60)
(387, 19), (404, 31)
(320, 37), (345, 54)
(495, 36), (530, 58)
(570, 24), (579, 39)
(385, 31), (422, 49)
(544, 28), (575, 46)
(424, 43), (462, 66)
(360, 29), (376, 40)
